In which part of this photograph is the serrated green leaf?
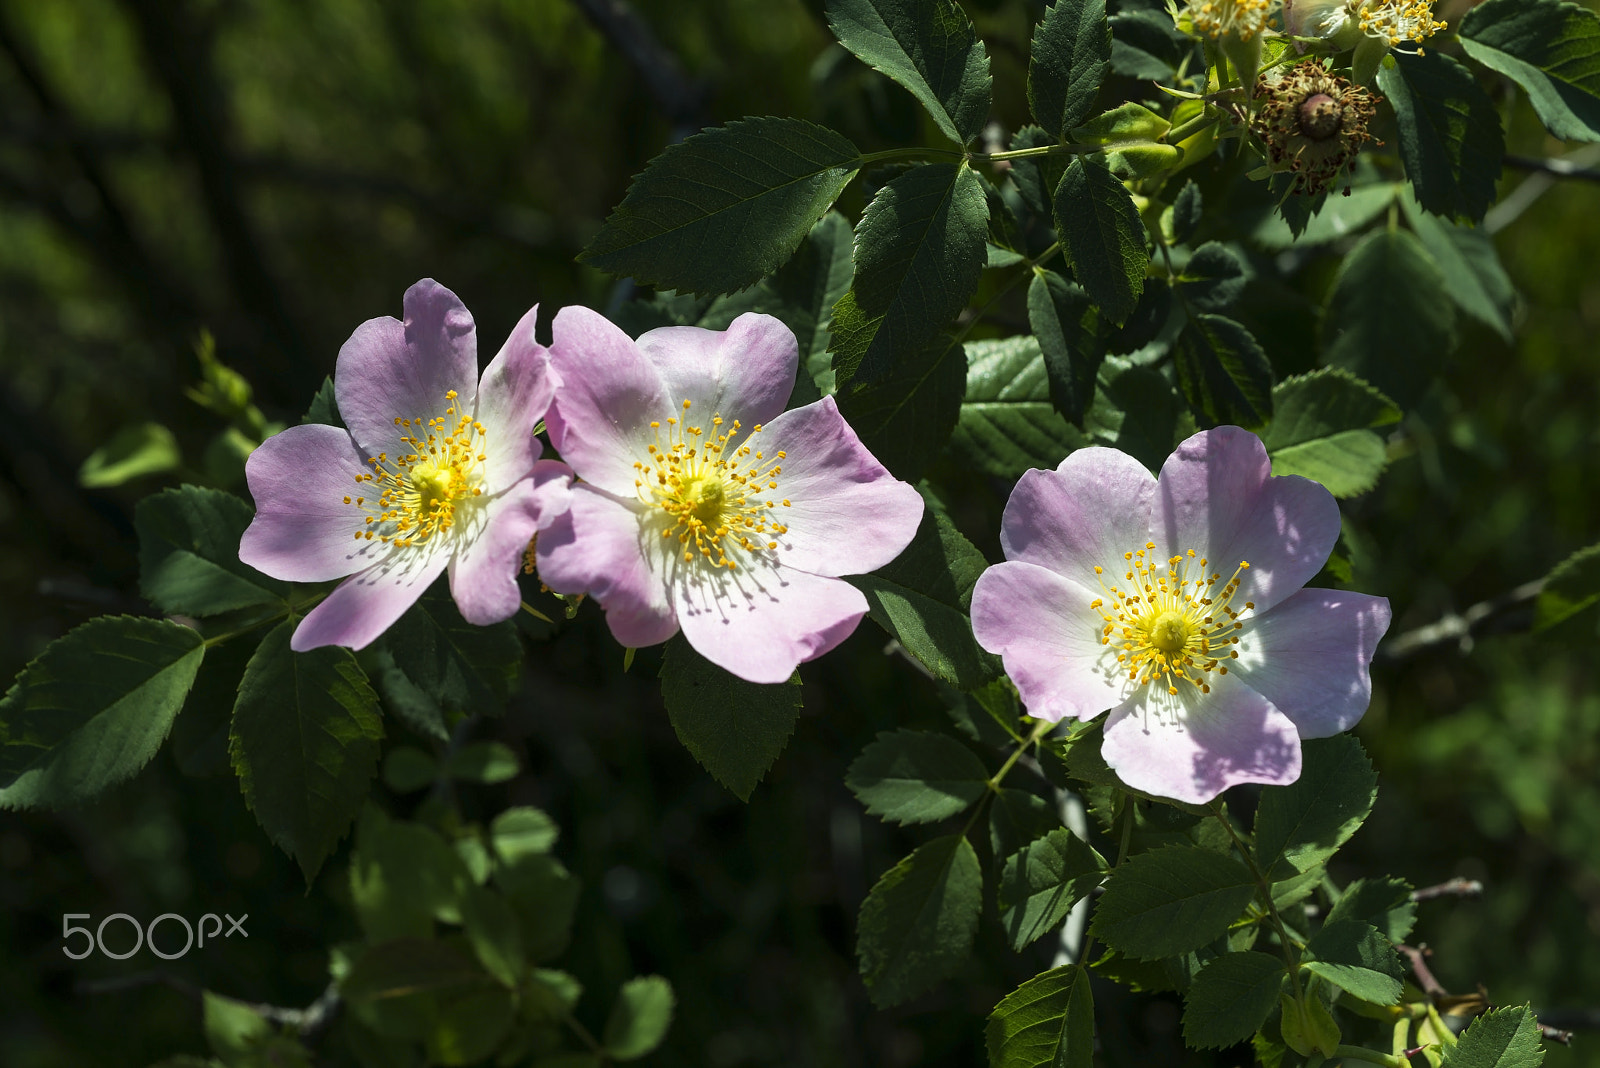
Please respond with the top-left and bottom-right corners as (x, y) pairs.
(1400, 193), (1516, 342)
(349, 806), (471, 940)
(1009, 125), (1069, 220)
(948, 336), (1086, 480)
(373, 586), (521, 740)
(825, 0), (992, 145)
(1303, 920), (1402, 1003)
(0, 616), (204, 809)
(1264, 368), (1401, 498)
(659, 635), (801, 801)
(846, 729), (989, 824)
(990, 786), (1060, 861)
(1377, 51), (1504, 222)
(1170, 181), (1203, 245)
(602, 976), (675, 1061)
(1324, 877), (1417, 943)
(1441, 1005), (1546, 1068)
(1029, 270), (1106, 426)
(1254, 736), (1377, 881)
(1249, 182), (1397, 251)
(1177, 243), (1246, 313)
(834, 324), (967, 482)
(579, 117), (862, 296)
(230, 622), (382, 883)
(1173, 314), (1273, 429)
(1030, 0), (1112, 140)
(1110, 9), (1196, 80)
(137, 486), (290, 617)
(1086, 355), (1181, 473)
(985, 964), (1095, 1068)
(1054, 154), (1148, 324)
(1461, 0), (1600, 142)
(301, 376), (343, 427)
(78, 421), (181, 488)
(1322, 227), (1457, 405)
(1535, 541), (1600, 630)
(1181, 951), (1286, 1050)
(1089, 845), (1256, 960)
(832, 162), (987, 384)
(857, 834), (983, 1007)
(998, 828), (1105, 950)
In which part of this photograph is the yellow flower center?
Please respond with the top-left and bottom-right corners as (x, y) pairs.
(1186, 0), (1274, 41)
(345, 389), (487, 549)
(1356, 0), (1446, 46)
(1090, 542), (1255, 696)
(634, 398), (790, 570)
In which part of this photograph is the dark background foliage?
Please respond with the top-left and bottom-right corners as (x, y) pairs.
(1, 0), (1598, 1065)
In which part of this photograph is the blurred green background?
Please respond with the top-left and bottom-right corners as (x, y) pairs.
(2, 0), (1598, 1064)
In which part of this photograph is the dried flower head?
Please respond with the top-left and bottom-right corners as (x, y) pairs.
(1252, 61), (1380, 196)
(1183, 0), (1277, 41)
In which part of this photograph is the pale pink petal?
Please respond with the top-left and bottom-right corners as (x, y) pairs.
(672, 562), (867, 684)
(1100, 673), (1303, 803)
(1152, 427), (1340, 613)
(971, 561), (1126, 722)
(240, 423), (385, 582)
(545, 305), (669, 497)
(475, 304), (556, 495)
(534, 484), (678, 648)
(752, 396), (923, 577)
(1231, 588), (1391, 738)
(1001, 448), (1157, 579)
(448, 462), (573, 625)
(290, 547), (449, 651)
(634, 313), (798, 434)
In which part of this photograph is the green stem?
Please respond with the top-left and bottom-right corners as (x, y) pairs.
(1333, 1045), (1408, 1068)
(974, 143), (1099, 163)
(1206, 800), (1305, 999)
(562, 1010), (609, 1064)
(950, 241), (1062, 348)
(200, 592), (326, 648)
(857, 146), (964, 167)
(520, 600), (554, 624)
(960, 717), (1054, 840)
(1164, 108), (1223, 146)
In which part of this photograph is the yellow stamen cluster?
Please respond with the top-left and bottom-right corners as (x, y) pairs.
(634, 398), (790, 569)
(1186, 0), (1275, 41)
(347, 389), (486, 548)
(1356, 0), (1445, 46)
(1091, 542), (1256, 696)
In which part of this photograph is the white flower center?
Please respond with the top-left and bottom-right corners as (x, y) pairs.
(345, 389), (487, 549)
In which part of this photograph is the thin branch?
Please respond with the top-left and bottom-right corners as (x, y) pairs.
(1410, 877), (1484, 902)
(1503, 154), (1600, 184)
(1397, 944), (1449, 999)
(1377, 579), (1544, 662)
(76, 973), (341, 1044)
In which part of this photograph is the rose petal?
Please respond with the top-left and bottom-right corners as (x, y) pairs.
(474, 304), (556, 495)
(1152, 426), (1340, 612)
(545, 305), (669, 497)
(971, 561), (1126, 721)
(753, 396), (923, 577)
(1231, 588), (1391, 738)
(534, 483), (678, 648)
(240, 423), (386, 582)
(290, 547), (449, 651)
(1101, 672), (1304, 803)
(634, 312), (798, 436)
(1000, 447), (1157, 580)
(672, 561), (867, 684)
(336, 279), (478, 458)
(448, 462), (573, 625)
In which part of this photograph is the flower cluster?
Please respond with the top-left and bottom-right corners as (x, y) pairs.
(1183, 0), (1277, 42)
(1284, 0), (1446, 50)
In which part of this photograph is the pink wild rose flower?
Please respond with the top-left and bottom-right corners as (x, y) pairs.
(971, 427), (1391, 804)
(240, 279), (572, 650)
(534, 307), (924, 684)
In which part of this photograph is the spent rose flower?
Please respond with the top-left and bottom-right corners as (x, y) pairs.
(534, 308), (924, 684)
(241, 279), (571, 650)
(971, 427), (1391, 804)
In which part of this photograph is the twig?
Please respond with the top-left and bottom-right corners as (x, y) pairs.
(77, 973), (341, 1044)
(1377, 579), (1544, 662)
(1398, 944), (1448, 998)
(1503, 154), (1600, 184)
(1410, 877), (1484, 902)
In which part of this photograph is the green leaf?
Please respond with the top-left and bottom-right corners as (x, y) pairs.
(300, 375), (343, 427)
(230, 622), (383, 882)
(1377, 51), (1504, 222)
(1253, 736), (1377, 881)
(374, 586), (521, 740)
(1249, 182), (1397, 251)
(659, 635), (802, 801)
(1110, 9), (1196, 81)
(985, 964), (1095, 1068)
(831, 162), (988, 384)
(460, 884), (524, 988)
(1324, 877), (1417, 943)
(1088, 845), (1256, 960)
(1280, 990), (1341, 1058)
(1086, 356), (1181, 473)
(445, 741), (518, 784)
(1264, 368), (1401, 498)
(78, 421), (181, 488)
(824, 0), (992, 145)
(846, 729), (990, 824)
(578, 117), (862, 296)
(1169, 180), (1203, 245)
(1181, 952), (1286, 1050)
(496, 852), (581, 963)
(1441, 1005), (1546, 1068)
(856, 834), (983, 1007)
(602, 975), (676, 1061)
(491, 806), (560, 863)
(1054, 154), (1149, 324)
(1535, 541), (1600, 629)
(1322, 227), (1457, 405)
(1461, 0), (1600, 142)
(1030, 0), (1112, 140)
(834, 326), (967, 482)
(1400, 193), (1516, 342)
(1303, 921), (1403, 1004)
(137, 486), (290, 616)
(203, 990), (269, 1064)
(998, 828), (1105, 950)
(1173, 314), (1274, 430)
(949, 336), (1086, 480)
(1176, 243), (1246, 313)
(1008, 125), (1069, 220)
(342, 937), (513, 1064)
(1029, 270), (1106, 426)
(0, 616), (204, 809)
(848, 506), (1000, 688)
(990, 786), (1061, 861)
(349, 806), (472, 940)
